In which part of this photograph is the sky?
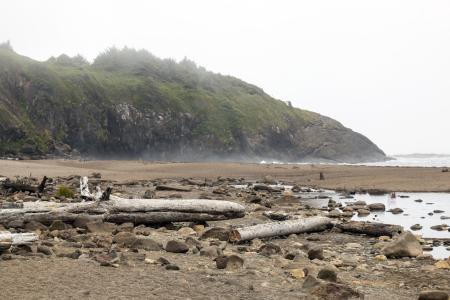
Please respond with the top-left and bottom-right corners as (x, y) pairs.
(1, 0), (450, 155)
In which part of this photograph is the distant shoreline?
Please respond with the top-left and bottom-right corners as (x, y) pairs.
(1, 159), (450, 193)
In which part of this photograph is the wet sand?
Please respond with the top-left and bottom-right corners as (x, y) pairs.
(1, 159), (450, 192)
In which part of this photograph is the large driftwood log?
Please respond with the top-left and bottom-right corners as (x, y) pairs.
(0, 197), (246, 226)
(229, 216), (332, 242)
(337, 221), (403, 237)
(0, 231), (38, 251)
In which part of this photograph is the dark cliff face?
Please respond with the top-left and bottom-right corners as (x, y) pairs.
(0, 47), (386, 163)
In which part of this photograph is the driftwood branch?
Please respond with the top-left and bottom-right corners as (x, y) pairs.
(229, 216), (332, 242)
(337, 221), (403, 237)
(0, 231), (38, 251)
(2, 176), (47, 194)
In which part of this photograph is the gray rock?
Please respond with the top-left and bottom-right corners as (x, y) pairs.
(37, 245), (54, 256)
(165, 264), (180, 270)
(49, 220), (70, 231)
(410, 224), (423, 231)
(388, 208), (404, 214)
(164, 240), (189, 253)
(131, 237), (162, 251)
(382, 231), (423, 258)
(357, 209), (370, 216)
(258, 243), (282, 256)
(113, 232), (136, 246)
(317, 267), (337, 282)
(216, 255), (244, 270)
(200, 227), (230, 241)
(368, 203), (386, 211)
(308, 246), (324, 260)
(143, 189), (155, 199)
(418, 290), (449, 300)
(86, 221), (117, 234)
(200, 245), (222, 257)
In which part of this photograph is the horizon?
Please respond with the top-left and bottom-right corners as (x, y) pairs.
(1, 0), (450, 155)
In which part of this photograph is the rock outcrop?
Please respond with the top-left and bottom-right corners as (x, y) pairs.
(0, 46), (386, 163)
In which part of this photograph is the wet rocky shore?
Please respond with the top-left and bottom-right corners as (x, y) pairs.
(0, 174), (449, 299)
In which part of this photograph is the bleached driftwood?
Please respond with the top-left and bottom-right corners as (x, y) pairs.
(229, 216), (332, 242)
(0, 231), (38, 251)
(0, 197), (246, 226)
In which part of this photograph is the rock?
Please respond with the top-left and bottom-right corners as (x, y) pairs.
(434, 260), (450, 269)
(25, 220), (47, 231)
(375, 254), (387, 261)
(90, 172), (102, 178)
(382, 231), (423, 258)
(216, 255), (244, 270)
(155, 185), (191, 192)
(165, 264), (180, 270)
(263, 211), (289, 221)
(177, 227), (196, 236)
(143, 189), (156, 199)
(133, 225), (153, 236)
(433, 210), (445, 214)
(49, 220), (70, 231)
(157, 257), (171, 266)
(54, 247), (82, 259)
(353, 200), (367, 206)
(289, 269), (306, 279)
(86, 221), (117, 234)
(368, 203), (386, 211)
(388, 208), (404, 214)
(357, 209), (370, 216)
(415, 199), (424, 203)
(200, 246), (222, 257)
(308, 246), (324, 260)
(317, 267), (337, 282)
(164, 240), (189, 253)
(37, 245), (53, 256)
(117, 222), (134, 232)
(258, 243), (281, 256)
(328, 209), (342, 218)
(410, 224), (423, 231)
(185, 236), (203, 249)
(302, 275), (321, 289)
(113, 232), (136, 246)
(192, 224), (205, 233)
(311, 282), (362, 299)
(418, 290), (449, 300)
(131, 237), (162, 251)
(262, 175), (277, 184)
(7, 219), (24, 228)
(200, 227), (230, 241)
(431, 224), (448, 231)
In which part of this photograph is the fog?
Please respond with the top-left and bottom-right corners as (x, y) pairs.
(1, 0), (449, 155)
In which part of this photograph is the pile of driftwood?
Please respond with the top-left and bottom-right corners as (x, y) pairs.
(0, 176), (404, 243)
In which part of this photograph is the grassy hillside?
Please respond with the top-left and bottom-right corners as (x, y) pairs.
(0, 44), (385, 163)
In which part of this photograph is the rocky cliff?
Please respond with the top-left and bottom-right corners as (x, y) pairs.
(0, 45), (386, 163)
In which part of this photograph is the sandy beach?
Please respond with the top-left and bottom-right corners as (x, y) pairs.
(1, 159), (450, 192)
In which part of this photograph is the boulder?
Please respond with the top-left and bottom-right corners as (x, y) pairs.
(200, 227), (230, 241)
(368, 203), (386, 211)
(258, 243), (282, 256)
(200, 245), (222, 257)
(317, 267), (338, 282)
(86, 221), (117, 234)
(216, 255), (244, 270)
(131, 237), (162, 251)
(382, 231), (423, 258)
(418, 290), (449, 300)
(164, 240), (189, 253)
(308, 246), (324, 260)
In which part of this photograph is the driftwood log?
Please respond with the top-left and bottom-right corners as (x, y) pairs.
(337, 221), (403, 237)
(0, 231), (38, 251)
(1, 176), (47, 194)
(0, 196), (246, 226)
(229, 216), (332, 242)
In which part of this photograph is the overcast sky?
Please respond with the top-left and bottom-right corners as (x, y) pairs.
(1, 0), (450, 155)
